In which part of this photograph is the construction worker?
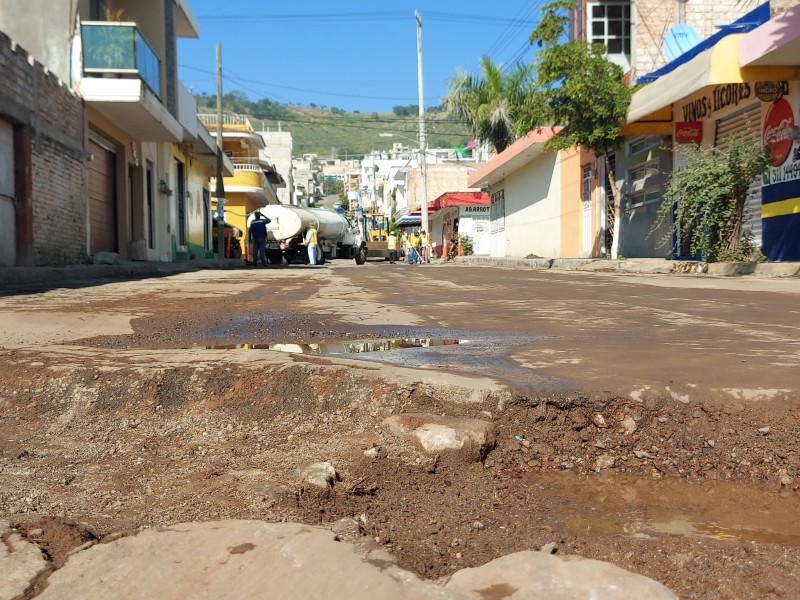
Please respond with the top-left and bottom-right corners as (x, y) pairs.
(304, 223), (319, 265)
(419, 229), (431, 264)
(387, 230), (398, 264)
(408, 230), (420, 265)
(247, 211), (271, 267)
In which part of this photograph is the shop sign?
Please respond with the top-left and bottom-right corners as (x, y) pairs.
(763, 98), (795, 167)
(462, 206), (490, 214)
(755, 81), (788, 103)
(681, 83), (752, 121)
(675, 121), (703, 144)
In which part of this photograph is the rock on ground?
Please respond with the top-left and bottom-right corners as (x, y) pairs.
(445, 550), (679, 600)
(382, 413), (496, 461)
(0, 521), (49, 600)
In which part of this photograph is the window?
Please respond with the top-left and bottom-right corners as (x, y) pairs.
(582, 165), (593, 204)
(627, 190), (661, 209)
(490, 189), (505, 233)
(628, 160), (659, 186)
(627, 135), (661, 156)
(588, 1), (630, 68)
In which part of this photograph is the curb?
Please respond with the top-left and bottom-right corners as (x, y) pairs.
(452, 256), (800, 278)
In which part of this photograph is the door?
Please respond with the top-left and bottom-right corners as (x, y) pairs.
(175, 159), (186, 246)
(0, 120), (15, 266)
(88, 136), (117, 253)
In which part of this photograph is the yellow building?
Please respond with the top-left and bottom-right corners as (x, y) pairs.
(200, 114), (282, 258)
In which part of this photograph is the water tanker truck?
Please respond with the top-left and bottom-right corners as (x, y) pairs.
(256, 205), (367, 265)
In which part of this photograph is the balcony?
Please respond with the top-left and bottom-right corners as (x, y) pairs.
(82, 22), (160, 95)
(79, 22), (181, 142)
(211, 163), (278, 205)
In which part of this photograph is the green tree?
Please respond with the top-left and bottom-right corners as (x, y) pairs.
(654, 135), (771, 262)
(517, 0), (633, 258)
(446, 56), (533, 153)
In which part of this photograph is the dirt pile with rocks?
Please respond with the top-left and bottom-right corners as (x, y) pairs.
(2, 352), (799, 599)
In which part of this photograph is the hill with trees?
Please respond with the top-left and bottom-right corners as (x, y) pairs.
(195, 91), (474, 160)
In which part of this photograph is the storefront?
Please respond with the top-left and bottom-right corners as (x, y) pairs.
(623, 23), (800, 260)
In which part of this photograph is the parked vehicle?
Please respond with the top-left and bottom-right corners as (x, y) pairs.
(256, 205), (367, 265)
(358, 211), (397, 260)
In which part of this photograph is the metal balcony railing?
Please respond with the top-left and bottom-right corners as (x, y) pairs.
(198, 113), (254, 129)
(81, 22), (161, 97)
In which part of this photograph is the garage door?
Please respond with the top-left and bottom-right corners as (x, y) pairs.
(714, 103), (762, 246)
(88, 137), (117, 253)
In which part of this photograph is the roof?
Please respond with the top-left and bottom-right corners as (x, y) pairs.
(467, 128), (561, 189)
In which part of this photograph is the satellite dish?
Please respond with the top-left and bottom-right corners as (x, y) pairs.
(663, 24), (702, 62)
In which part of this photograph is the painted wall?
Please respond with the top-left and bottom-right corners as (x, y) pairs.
(760, 81), (800, 261)
(0, 0), (76, 82)
(499, 152), (562, 258)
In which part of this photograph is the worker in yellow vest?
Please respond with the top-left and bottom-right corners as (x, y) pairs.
(408, 230), (421, 265)
(387, 230), (398, 264)
(304, 223), (319, 265)
(419, 230), (431, 264)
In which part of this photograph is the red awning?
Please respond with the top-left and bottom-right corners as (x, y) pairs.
(429, 192), (490, 211)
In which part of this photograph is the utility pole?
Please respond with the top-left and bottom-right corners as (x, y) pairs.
(415, 10), (429, 235)
(215, 43), (226, 259)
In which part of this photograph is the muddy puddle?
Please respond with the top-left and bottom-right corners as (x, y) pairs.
(201, 330), (573, 392)
(207, 338), (463, 354)
(532, 471), (800, 546)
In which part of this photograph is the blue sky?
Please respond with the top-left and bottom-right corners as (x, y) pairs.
(177, 1), (545, 113)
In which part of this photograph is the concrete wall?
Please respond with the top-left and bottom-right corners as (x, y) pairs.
(259, 130), (292, 205)
(0, 0), (75, 82)
(501, 152), (562, 258)
(0, 31), (86, 266)
(406, 163), (480, 210)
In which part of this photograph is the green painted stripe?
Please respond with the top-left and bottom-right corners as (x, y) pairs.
(762, 197), (800, 219)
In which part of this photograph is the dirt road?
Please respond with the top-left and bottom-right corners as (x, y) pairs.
(2, 262), (799, 599)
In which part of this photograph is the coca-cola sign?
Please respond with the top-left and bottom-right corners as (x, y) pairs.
(763, 98), (795, 167)
(675, 121), (703, 144)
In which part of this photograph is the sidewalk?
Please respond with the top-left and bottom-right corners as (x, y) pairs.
(0, 258), (244, 291)
(0, 256), (798, 291)
(451, 256), (800, 277)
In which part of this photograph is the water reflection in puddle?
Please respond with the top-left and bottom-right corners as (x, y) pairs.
(207, 338), (464, 355)
(532, 472), (800, 546)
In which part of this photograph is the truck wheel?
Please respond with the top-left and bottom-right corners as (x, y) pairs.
(355, 245), (367, 265)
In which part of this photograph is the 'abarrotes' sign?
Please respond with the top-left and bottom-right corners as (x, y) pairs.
(681, 83), (752, 122)
(462, 206), (490, 214)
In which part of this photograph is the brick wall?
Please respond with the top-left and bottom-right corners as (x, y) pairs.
(633, 0), (752, 81)
(0, 30), (87, 266)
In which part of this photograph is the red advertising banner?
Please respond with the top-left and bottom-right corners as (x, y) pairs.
(675, 121), (703, 144)
(763, 98), (795, 167)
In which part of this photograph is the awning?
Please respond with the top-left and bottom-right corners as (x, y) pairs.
(429, 191), (489, 210)
(739, 4), (800, 67)
(622, 34), (800, 136)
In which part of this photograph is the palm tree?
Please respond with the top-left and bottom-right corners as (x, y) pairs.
(446, 57), (533, 154)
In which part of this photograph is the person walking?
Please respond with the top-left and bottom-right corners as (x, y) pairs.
(304, 223), (319, 265)
(387, 230), (398, 264)
(248, 211), (271, 267)
(419, 229), (431, 264)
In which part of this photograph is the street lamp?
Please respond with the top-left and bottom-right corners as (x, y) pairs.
(379, 132), (428, 231)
